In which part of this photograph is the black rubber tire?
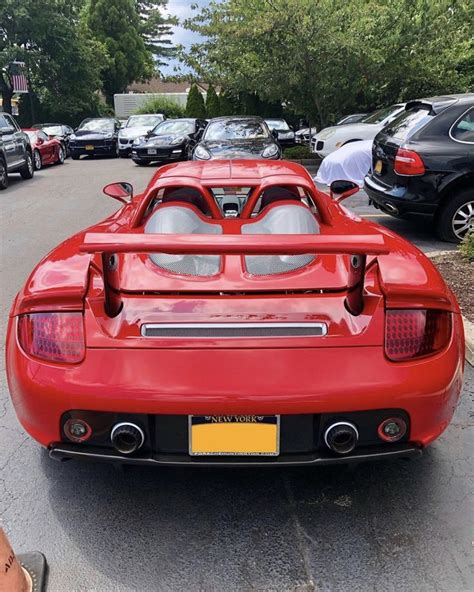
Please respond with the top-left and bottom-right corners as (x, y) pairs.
(33, 149), (42, 171)
(55, 145), (65, 165)
(71, 152), (80, 160)
(19, 152), (34, 179)
(133, 159), (149, 166)
(435, 188), (474, 243)
(0, 158), (8, 190)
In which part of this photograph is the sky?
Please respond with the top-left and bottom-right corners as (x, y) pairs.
(161, 0), (213, 76)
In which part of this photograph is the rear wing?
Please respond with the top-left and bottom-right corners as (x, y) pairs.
(80, 232), (390, 317)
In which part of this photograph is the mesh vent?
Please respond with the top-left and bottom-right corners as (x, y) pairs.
(151, 254), (221, 277)
(245, 254), (315, 276)
(141, 323), (327, 338)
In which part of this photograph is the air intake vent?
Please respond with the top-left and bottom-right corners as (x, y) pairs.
(141, 322), (328, 338)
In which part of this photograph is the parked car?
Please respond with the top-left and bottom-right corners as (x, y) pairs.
(131, 118), (207, 165)
(24, 129), (65, 170)
(69, 118), (121, 159)
(193, 116), (281, 160)
(6, 160), (464, 466)
(315, 140), (372, 187)
(32, 123), (74, 157)
(264, 118), (295, 146)
(0, 112), (34, 190)
(336, 113), (368, 125)
(295, 127), (317, 145)
(118, 113), (166, 157)
(311, 105), (405, 157)
(365, 94), (474, 242)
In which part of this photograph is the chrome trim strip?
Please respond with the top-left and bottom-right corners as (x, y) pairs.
(141, 322), (328, 338)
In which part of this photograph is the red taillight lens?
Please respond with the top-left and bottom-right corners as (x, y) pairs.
(18, 312), (85, 363)
(394, 148), (425, 175)
(385, 309), (452, 361)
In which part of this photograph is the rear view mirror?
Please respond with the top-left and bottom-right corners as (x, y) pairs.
(103, 182), (133, 204)
(329, 180), (359, 202)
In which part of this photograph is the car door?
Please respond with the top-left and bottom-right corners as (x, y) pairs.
(39, 130), (54, 162)
(5, 114), (26, 165)
(0, 114), (21, 169)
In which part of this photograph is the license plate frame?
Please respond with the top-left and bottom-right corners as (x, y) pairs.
(374, 159), (383, 174)
(189, 415), (280, 457)
(85, 145), (94, 151)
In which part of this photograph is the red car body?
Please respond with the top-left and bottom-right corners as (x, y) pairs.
(6, 160), (464, 467)
(23, 129), (64, 169)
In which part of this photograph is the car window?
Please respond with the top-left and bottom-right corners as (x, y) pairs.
(383, 107), (434, 141)
(1, 114), (16, 130)
(78, 119), (114, 132)
(361, 106), (401, 125)
(265, 119), (290, 130)
(38, 131), (49, 141)
(204, 120), (269, 141)
(152, 120), (195, 135)
(42, 125), (63, 136)
(451, 108), (474, 144)
(25, 131), (38, 141)
(126, 115), (164, 128)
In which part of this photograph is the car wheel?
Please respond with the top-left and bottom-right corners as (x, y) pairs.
(19, 152), (34, 179)
(133, 159), (148, 166)
(436, 188), (474, 243)
(0, 158), (8, 190)
(33, 149), (42, 171)
(55, 145), (65, 165)
(71, 152), (80, 160)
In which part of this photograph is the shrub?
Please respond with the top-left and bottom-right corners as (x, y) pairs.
(459, 229), (474, 262)
(135, 97), (185, 118)
(185, 84), (206, 118)
(205, 85), (220, 118)
(283, 145), (314, 160)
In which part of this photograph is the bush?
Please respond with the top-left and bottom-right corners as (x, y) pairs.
(459, 230), (474, 262)
(205, 85), (220, 118)
(135, 97), (185, 118)
(185, 84), (206, 118)
(283, 145), (314, 160)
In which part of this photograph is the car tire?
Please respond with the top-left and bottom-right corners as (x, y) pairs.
(71, 152), (80, 160)
(33, 149), (42, 171)
(133, 159), (148, 166)
(436, 188), (474, 243)
(0, 158), (8, 190)
(55, 145), (65, 165)
(19, 152), (34, 179)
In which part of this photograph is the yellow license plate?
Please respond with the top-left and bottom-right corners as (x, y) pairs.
(374, 159), (383, 174)
(85, 145), (94, 151)
(189, 415), (280, 456)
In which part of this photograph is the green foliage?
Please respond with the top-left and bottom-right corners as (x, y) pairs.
(283, 146), (314, 160)
(205, 85), (220, 118)
(218, 89), (238, 116)
(185, 83), (206, 117)
(459, 230), (474, 262)
(135, 97), (185, 118)
(137, 1), (177, 67)
(84, 0), (155, 102)
(184, 0), (474, 128)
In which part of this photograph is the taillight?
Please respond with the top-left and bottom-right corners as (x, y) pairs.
(18, 312), (85, 363)
(394, 148), (425, 175)
(385, 309), (451, 361)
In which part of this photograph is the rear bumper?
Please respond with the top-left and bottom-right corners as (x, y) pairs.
(49, 442), (422, 467)
(364, 175), (439, 215)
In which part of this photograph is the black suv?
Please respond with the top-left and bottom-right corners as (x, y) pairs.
(0, 112), (34, 190)
(364, 94), (474, 242)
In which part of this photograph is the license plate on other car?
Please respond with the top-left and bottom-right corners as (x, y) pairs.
(189, 415), (280, 456)
(147, 148), (157, 155)
(85, 145), (94, 151)
(374, 159), (383, 174)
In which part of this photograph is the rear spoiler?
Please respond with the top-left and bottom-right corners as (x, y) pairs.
(80, 232), (389, 317)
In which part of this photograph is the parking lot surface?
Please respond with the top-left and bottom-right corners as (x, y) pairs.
(1, 158), (472, 592)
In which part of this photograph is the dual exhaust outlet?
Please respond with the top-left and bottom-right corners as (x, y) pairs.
(109, 421), (359, 456)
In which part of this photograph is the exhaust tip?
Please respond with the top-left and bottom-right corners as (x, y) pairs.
(111, 422), (145, 455)
(324, 422), (359, 455)
(384, 202), (399, 215)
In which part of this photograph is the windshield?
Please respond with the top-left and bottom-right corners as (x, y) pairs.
(126, 115), (163, 128)
(152, 120), (195, 135)
(25, 131), (38, 141)
(204, 120), (269, 141)
(41, 125), (62, 136)
(362, 106), (401, 124)
(78, 119), (114, 132)
(265, 119), (290, 131)
(383, 107), (434, 141)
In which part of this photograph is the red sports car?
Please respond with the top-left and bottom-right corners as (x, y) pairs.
(6, 161), (464, 467)
(24, 129), (65, 170)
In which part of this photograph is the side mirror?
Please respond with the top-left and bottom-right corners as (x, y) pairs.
(37, 137), (44, 145)
(329, 180), (359, 202)
(146, 130), (153, 137)
(271, 129), (279, 139)
(103, 182), (133, 204)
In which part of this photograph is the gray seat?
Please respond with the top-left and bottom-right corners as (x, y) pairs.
(145, 206), (222, 276)
(241, 204), (319, 275)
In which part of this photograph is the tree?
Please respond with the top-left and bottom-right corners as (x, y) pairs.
(136, 1), (177, 67)
(84, 0), (155, 102)
(185, 83), (206, 117)
(184, 0), (474, 128)
(0, 0), (106, 120)
(205, 84), (220, 117)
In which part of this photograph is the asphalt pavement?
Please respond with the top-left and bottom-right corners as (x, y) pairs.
(0, 157), (472, 592)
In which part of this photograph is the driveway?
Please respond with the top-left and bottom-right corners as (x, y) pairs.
(0, 158), (472, 591)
